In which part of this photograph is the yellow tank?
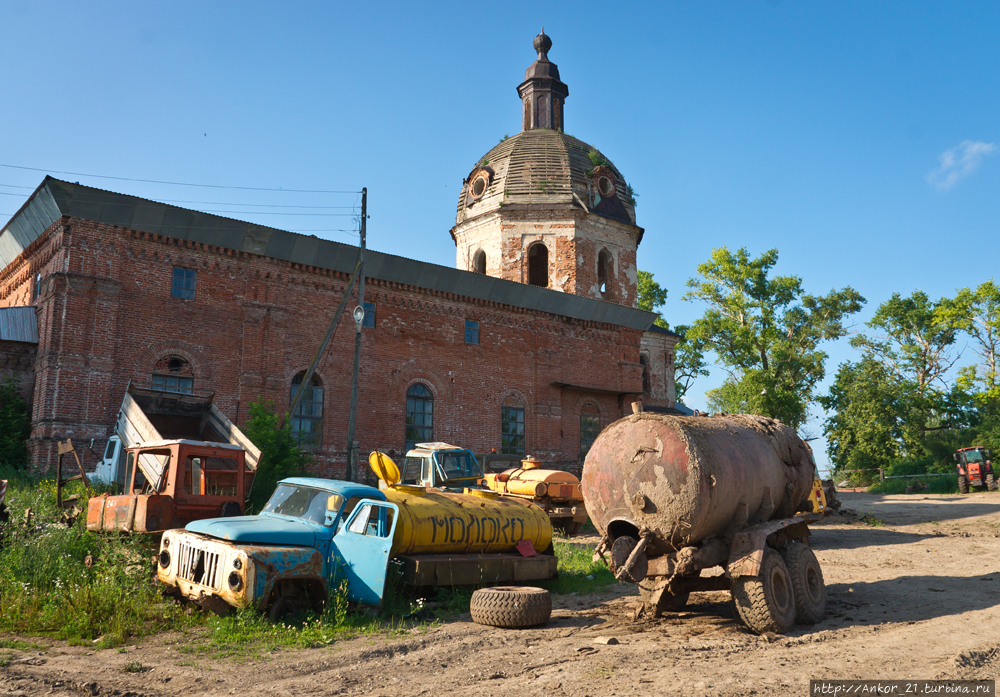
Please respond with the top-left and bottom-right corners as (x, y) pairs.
(481, 457), (588, 534)
(369, 452), (553, 556)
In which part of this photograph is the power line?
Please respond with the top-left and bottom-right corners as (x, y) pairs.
(0, 163), (360, 194)
(0, 183), (35, 190)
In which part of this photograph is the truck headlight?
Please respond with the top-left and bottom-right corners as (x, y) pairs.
(158, 550), (171, 569)
(233, 558), (242, 570)
(228, 572), (243, 591)
(162, 535), (170, 549)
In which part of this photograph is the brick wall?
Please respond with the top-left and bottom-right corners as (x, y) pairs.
(2, 216), (663, 479)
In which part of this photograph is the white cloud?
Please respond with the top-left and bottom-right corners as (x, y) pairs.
(926, 140), (996, 191)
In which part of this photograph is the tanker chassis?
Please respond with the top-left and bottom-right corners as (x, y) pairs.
(582, 410), (827, 635)
(157, 471), (556, 618)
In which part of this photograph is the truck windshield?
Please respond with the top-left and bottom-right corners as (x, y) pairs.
(263, 485), (344, 526)
(434, 450), (482, 481)
(965, 449), (985, 463)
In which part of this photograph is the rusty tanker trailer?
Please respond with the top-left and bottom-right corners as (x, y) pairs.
(581, 410), (826, 634)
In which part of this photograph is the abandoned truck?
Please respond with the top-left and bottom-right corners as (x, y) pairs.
(581, 409), (825, 634)
(156, 452), (556, 618)
(91, 382), (261, 490)
(482, 456), (589, 534)
(88, 439), (250, 533)
(87, 383), (261, 533)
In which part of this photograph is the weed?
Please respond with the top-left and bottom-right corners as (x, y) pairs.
(535, 180), (551, 193)
(587, 148), (608, 169)
(0, 470), (190, 647)
(0, 652), (12, 667)
(626, 184), (638, 207)
(539, 539), (616, 595)
(122, 659), (151, 673)
(499, 133), (510, 143)
(859, 513), (886, 527)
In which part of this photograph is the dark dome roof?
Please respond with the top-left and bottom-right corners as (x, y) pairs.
(456, 130), (636, 226)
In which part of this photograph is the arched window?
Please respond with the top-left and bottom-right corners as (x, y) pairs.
(473, 250), (487, 275)
(598, 249), (613, 298)
(527, 243), (548, 287)
(501, 395), (525, 456)
(32, 273), (41, 302)
(639, 354), (650, 394)
(152, 355), (194, 394)
(580, 404), (601, 461)
(405, 383), (433, 451)
(290, 372), (324, 449)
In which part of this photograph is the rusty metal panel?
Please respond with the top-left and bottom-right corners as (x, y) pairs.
(398, 553), (557, 586)
(728, 514), (814, 577)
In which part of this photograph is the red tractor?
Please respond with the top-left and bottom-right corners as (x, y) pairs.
(953, 447), (996, 494)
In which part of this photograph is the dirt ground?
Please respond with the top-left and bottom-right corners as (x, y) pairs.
(3, 491), (1000, 696)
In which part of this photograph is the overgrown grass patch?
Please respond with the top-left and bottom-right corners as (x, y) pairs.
(539, 537), (616, 595)
(868, 474), (961, 495)
(0, 468), (192, 647)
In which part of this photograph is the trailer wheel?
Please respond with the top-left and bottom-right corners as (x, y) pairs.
(781, 543), (826, 624)
(732, 548), (796, 635)
(958, 475), (969, 494)
(470, 586), (551, 628)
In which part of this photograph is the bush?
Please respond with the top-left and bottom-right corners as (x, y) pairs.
(0, 376), (30, 469)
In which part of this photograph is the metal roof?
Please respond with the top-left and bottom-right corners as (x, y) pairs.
(0, 177), (659, 331)
(0, 306), (38, 343)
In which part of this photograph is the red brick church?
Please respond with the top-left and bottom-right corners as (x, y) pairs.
(0, 32), (679, 477)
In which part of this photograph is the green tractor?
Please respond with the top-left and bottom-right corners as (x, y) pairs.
(953, 447), (996, 494)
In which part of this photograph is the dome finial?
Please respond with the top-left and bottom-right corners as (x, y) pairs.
(533, 28), (552, 60)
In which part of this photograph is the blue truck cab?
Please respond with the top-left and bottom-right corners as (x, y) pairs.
(156, 477), (399, 618)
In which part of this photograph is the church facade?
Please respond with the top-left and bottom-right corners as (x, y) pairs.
(0, 33), (678, 477)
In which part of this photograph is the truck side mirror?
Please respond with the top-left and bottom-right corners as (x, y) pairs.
(952, 453), (958, 462)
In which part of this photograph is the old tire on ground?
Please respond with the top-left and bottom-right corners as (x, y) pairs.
(470, 586), (551, 628)
(959, 475), (969, 494)
(781, 542), (827, 624)
(732, 548), (796, 635)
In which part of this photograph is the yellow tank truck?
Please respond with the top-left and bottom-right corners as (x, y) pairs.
(483, 456), (589, 535)
(156, 452), (556, 618)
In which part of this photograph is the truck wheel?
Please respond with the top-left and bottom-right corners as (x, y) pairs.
(551, 518), (572, 535)
(781, 543), (826, 624)
(987, 474), (996, 492)
(470, 586), (551, 628)
(269, 595), (303, 623)
(220, 501), (242, 517)
(566, 521), (584, 535)
(958, 475), (969, 494)
(732, 548), (796, 635)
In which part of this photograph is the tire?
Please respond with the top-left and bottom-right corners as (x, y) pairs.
(987, 474), (996, 492)
(269, 595), (300, 623)
(551, 518), (572, 535)
(781, 543), (827, 625)
(220, 501), (242, 517)
(566, 521), (584, 535)
(959, 475), (969, 494)
(731, 548), (796, 635)
(469, 586), (551, 628)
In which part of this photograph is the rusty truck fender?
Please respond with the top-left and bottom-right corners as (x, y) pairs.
(242, 544), (326, 610)
(726, 513), (818, 577)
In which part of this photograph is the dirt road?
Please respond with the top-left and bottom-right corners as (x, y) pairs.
(3, 492), (1000, 696)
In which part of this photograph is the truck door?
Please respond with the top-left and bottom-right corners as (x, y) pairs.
(333, 500), (399, 607)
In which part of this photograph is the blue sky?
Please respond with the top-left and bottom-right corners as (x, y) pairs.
(3, 1), (998, 471)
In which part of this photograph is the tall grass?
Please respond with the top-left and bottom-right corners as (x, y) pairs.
(0, 469), (187, 646)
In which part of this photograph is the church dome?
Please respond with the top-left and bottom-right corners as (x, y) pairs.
(455, 129), (637, 227)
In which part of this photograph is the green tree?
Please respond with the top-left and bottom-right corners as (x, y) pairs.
(636, 270), (709, 401)
(244, 396), (312, 512)
(850, 291), (962, 447)
(682, 247), (865, 428)
(818, 358), (908, 473)
(942, 280), (1000, 407)
(0, 376), (30, 468)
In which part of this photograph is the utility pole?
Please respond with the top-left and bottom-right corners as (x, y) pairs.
(345, 187), (367, 481)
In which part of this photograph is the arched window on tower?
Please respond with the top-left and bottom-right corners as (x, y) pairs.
(598, 249), (613, 299)
(527, 243), (549, 287)
(473, 250), (487, 275)
(405, 383), (434, 451)
(290, 372), (324, 449)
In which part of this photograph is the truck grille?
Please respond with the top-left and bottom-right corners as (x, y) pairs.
(176, 541), (223, 590)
